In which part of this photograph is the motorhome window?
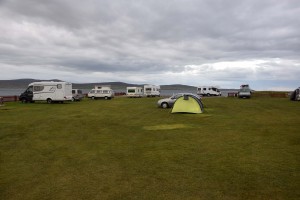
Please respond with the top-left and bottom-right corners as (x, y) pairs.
(27, 86), (33, 92)
(96, 90), (102, 93)
(72, 90), (75, 94)
(128, 89), (135, 93)
(203, 88), (206, 91)
(33, 86), (44, 92)
(146, 88), (151, 91)
(102, 90), (109, 94)
(78, 90), (82, 94)
(89, 90), (95, 94)
(57, 84), (62, 89)
(212, 88), (216, 91)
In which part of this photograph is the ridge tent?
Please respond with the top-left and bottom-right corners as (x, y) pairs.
(171, 94), (204, 114)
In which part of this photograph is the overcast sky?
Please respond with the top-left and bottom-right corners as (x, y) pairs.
(0, 0), (299, 90)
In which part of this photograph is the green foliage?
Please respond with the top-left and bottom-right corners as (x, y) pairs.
(0, 97), (299, 200)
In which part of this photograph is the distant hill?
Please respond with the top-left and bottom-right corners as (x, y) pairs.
(0, 79), (197, 90)
(0, 79), (62, 89)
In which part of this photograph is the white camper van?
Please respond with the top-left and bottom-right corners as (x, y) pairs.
(19, 81), (73, 103)
(144, 85), (160, 97)
(88, 85), (114, 100)
(126, 87), (143, 98)
(197, 86), (221, 96)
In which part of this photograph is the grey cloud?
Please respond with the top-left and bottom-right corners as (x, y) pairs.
(0, 0), (299, 89)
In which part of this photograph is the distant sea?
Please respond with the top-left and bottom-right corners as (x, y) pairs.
(0, 88), (236, 97)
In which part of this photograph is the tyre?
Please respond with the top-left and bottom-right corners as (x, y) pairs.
(161, 102), (168, 108)
(104, 96), (108, 100)
(47, 98), (52, 104)
(21, 98), (27, 103)
(91, 96), (95, 100)
(71, 97), (75, 102)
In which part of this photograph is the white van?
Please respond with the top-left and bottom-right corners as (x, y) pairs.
(144, 85), (160, 97)
(88, 86), (114, 100)
(19, 81), (73, 103)
(197, 86), (221, 96)
(126, 87), (143, 98)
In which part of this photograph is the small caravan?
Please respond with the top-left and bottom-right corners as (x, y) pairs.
(144, 85), (160, 97)
(126, 87), (143, 97)
(197, 86), (221, 96)
(19, 81), (73, 103)
(88, 85), (114, 100)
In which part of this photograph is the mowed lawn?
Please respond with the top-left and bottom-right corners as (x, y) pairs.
(0, 97), (299, 200)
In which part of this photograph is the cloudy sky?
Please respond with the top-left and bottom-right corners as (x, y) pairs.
(0, 0), (299, 90)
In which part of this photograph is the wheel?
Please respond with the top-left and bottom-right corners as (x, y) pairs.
(91, 96), (95, 100)
(21, 98), (27, 103)
(104, 96), (108, 100)
(207, 93), (211, 96)
(47, 98), (52, 104)
(71, 97), (75, 102)
(161, 102), (168, 108)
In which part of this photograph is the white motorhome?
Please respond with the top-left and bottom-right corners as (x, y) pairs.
(197, 86), (221, 96)
(88, 85), (114, 100)
(19, 81), (73, 103)
(144, 85), (160, 97)
(126, 87), (143, 98)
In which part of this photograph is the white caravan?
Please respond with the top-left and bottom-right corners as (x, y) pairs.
(88, 85), (114, 100)
(126, 87), (143, 97)
(144, 85), (160, 97)
(197, 86), (221, 96)
(19, 81), (73, 103)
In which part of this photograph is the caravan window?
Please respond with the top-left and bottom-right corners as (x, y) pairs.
(146, 88), (152, 91)
(33, 86), (44, 92)
(57, 84), (62, 89)
(128, 89), (135, 93)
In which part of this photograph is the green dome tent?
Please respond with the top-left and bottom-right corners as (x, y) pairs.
(171, 94), (204, 114)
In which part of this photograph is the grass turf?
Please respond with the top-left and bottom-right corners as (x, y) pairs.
(0, 97), (299, 200)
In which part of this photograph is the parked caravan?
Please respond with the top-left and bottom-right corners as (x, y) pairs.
(126, 87), (143, 97)
(144, 85), (160, 97)
(238, 84), (251, 98)
(19, 81), (73, 103)
(171, 94), (204, 114)
(290, 87), (300, 101)
(197, 86), (221, 96)
(88, 85), (114, 100)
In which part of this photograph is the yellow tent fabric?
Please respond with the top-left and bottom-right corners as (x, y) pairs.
(171, 96), (203, 114)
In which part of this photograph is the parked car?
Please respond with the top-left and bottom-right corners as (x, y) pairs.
(157, 93), (201, 108)
(238, 84), (251, 98)
(72, 89), (84, 101)
(290, 87), (300, 101)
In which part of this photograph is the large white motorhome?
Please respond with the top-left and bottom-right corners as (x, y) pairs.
(19, 81), (73, 103)
(197, 86), (221, 96)
(126, 87), (143, 98)
(88, 85), (114, 100)
(144, 84), (160, 97)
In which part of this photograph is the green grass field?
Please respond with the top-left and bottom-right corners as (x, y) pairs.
(0, 97), (299, 200)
